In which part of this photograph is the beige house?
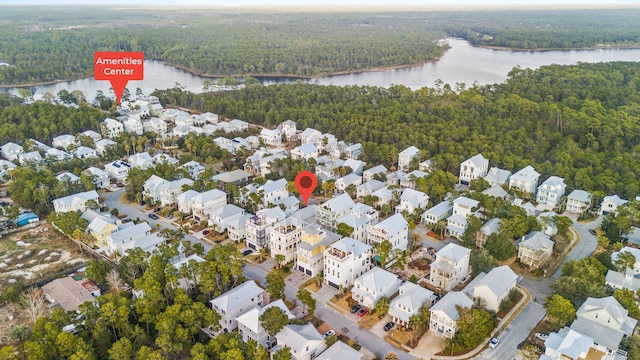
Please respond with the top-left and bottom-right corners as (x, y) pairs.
(517, 231), (554, 269)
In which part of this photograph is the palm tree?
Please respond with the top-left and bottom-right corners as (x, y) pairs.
(274, 254), (285, 269)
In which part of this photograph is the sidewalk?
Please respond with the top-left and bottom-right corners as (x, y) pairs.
(427, 285), (532, 360)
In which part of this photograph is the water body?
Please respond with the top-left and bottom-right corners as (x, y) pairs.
(3, 38), (640, 102)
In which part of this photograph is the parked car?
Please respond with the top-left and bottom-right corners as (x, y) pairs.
(167, 214), (174, 219)
(242, 249), (254, 256)
(350, 304), (361, 314)
(139, 200), (146, 206)
(324, 330), (335, 337)
(357, 308), (368, 317)
(589, 229), (597, 235)
(383, 322), (395, 331)
(154, 207), (162, 213)
(535, 333), (549, 341)
(148, 213), (159, 220)
(202, 229), (211, 235)
(121, 218), (132, 223)
(489, 338), (500, 349)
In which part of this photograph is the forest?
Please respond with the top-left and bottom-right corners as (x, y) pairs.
(2, 6), (640, 85)
(152, 61), (640, 199)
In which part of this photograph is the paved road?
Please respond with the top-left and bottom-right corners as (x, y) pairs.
(552, 217), (601, 278)
(475, 302), (546, 360)
(243, 260), (414, 360)
(101, 188), (212, 252)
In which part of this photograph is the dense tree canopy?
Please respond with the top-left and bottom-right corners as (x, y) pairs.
(153, 62), (640, 198)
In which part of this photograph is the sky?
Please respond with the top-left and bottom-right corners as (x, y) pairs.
(1, 0), (639, 6)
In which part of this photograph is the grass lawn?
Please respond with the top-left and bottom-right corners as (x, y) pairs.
(387, 328), (418, 348)
(358, 311), (384, 329)
(306, 282), (321, 292)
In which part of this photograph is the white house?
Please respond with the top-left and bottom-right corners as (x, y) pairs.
(335, 173), (362, 194)
(389, 282), (436, 327)
(316, 193), (355, 231)
(227, 213), (254, 242)
(143, 175), (169, 204)
(228, 119), (248, 132)
(280, 119), (297, 141)
(179, 160), (206, 180)
(52, 134), (76, 150)
(421, 200), (453, 226)
(245, 207), (287, 250)
(45, 148), (72, 162)
(344, 159), (365, 176)
(123, 117), (143, 135)
(537, 212), (559, 236)
(209, 280), (266, 334)
(324, 237), (373, 289)
(316, 133), (338, 154)
(344, 143), (362, 160)
(73, 146), (98, 160)
(317, 341), (363, 360)
(1, 142), (23, 161)
(94, 139), (117, 156)
(336, 204), (379, 242)
(270, 217), (307, 263)
(429, 243), (471, 291)
(429, 291), (474, 339)
(301, 128), (322, 144)
(102, 118), (124, 139)
(452, 196), (481, 218)
(128, 152), (154, 169)
(599, 195), (628, 216)
(566, 190), (593, 215)
(509, 165), (541, 196)
(570, 296), (637, 354)
(367, 213), (409, 251)
(191, 189), (227, 222)
(483, 167), (511, 187)
(542, 327), (611, 360)
(463, 265), (517, 312)
(176, 190), (199, 214)
(395, 188), (429, 215)
(351, 267), (402, 309)
(208, 204), (246, 232)
(159, 178), (194, 207)
(291, 143), (318, 160)
(536, 176), (567, 210)
(459, 153), (489, 185)
(52, 190), (100, 213)
(142, 117), (167, 134)
(56, 172), (80, 184)
(18, 151), (43, 165)
(363, 165), (387, 182)
(274, 324), (327, 360)
(236, 299), (295, 349)
(259, 128), (282, 146)
(257, 178), (288, 207)
(398, 146), (420, 171)
(356, 180), (386, 198)
(400, 170), (429, 189)
(517, 231), (554, 269)
(153, 153), (179, 166)
(104, 160), (132, 183)
(0, 159), (17, 180)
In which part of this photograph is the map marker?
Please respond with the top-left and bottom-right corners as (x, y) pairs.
(94, 51), (144, 104)
(295, 171), (317, 205)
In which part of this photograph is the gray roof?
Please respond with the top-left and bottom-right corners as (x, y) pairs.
(575, 296), (637, 338)
(277, 324), (324, 354)
(453, 196), (480, 208)
(329, 237), (371, 258)
(389, 282), (435, 319)
(567, 189), (592, 203)
(465, 153), (489, 168)
(354, 267), (400, 293)
(108, 222), (151, 244)
(373, 213), (408, 235)
(484, 167), (511, 184)
(605, 270), (640, 292)
(364, 165), (387, 176)
(293, 143), (317, 155)
(209, 280), (264, 314)
(479, 218), (502, 236)
(423, 200), (453, 218)
(260, 178), (287, 194)
(316, 341), (363, 360)
(399, 146), (420, 157)
(511, 165), (540, 181)
(193, 189), (226, 204)
(520, 231), (554, 250)
(468, 265), (517, 299)
(601, 195), (628, 207)
(430, 291), (473, 321)
(435, 243), (471, 263)
(321, 193), (355, 213)
(482, 184), (509, 198)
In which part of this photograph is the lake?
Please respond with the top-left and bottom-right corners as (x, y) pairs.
(3, 38), (640, 102)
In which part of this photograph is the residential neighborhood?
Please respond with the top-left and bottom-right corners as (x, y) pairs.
(0, 96), (636, 360)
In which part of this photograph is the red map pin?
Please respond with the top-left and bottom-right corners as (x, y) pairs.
(295, 171), (317, 205)
(94, 52), (144, 104)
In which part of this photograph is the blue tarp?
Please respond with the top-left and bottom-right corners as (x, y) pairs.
(15, 212), (39, 226)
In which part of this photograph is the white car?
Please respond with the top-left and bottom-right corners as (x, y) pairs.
(489, 338), (500, 349)
(535, 333), (549, 341)
(324, 330), (335, 337)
